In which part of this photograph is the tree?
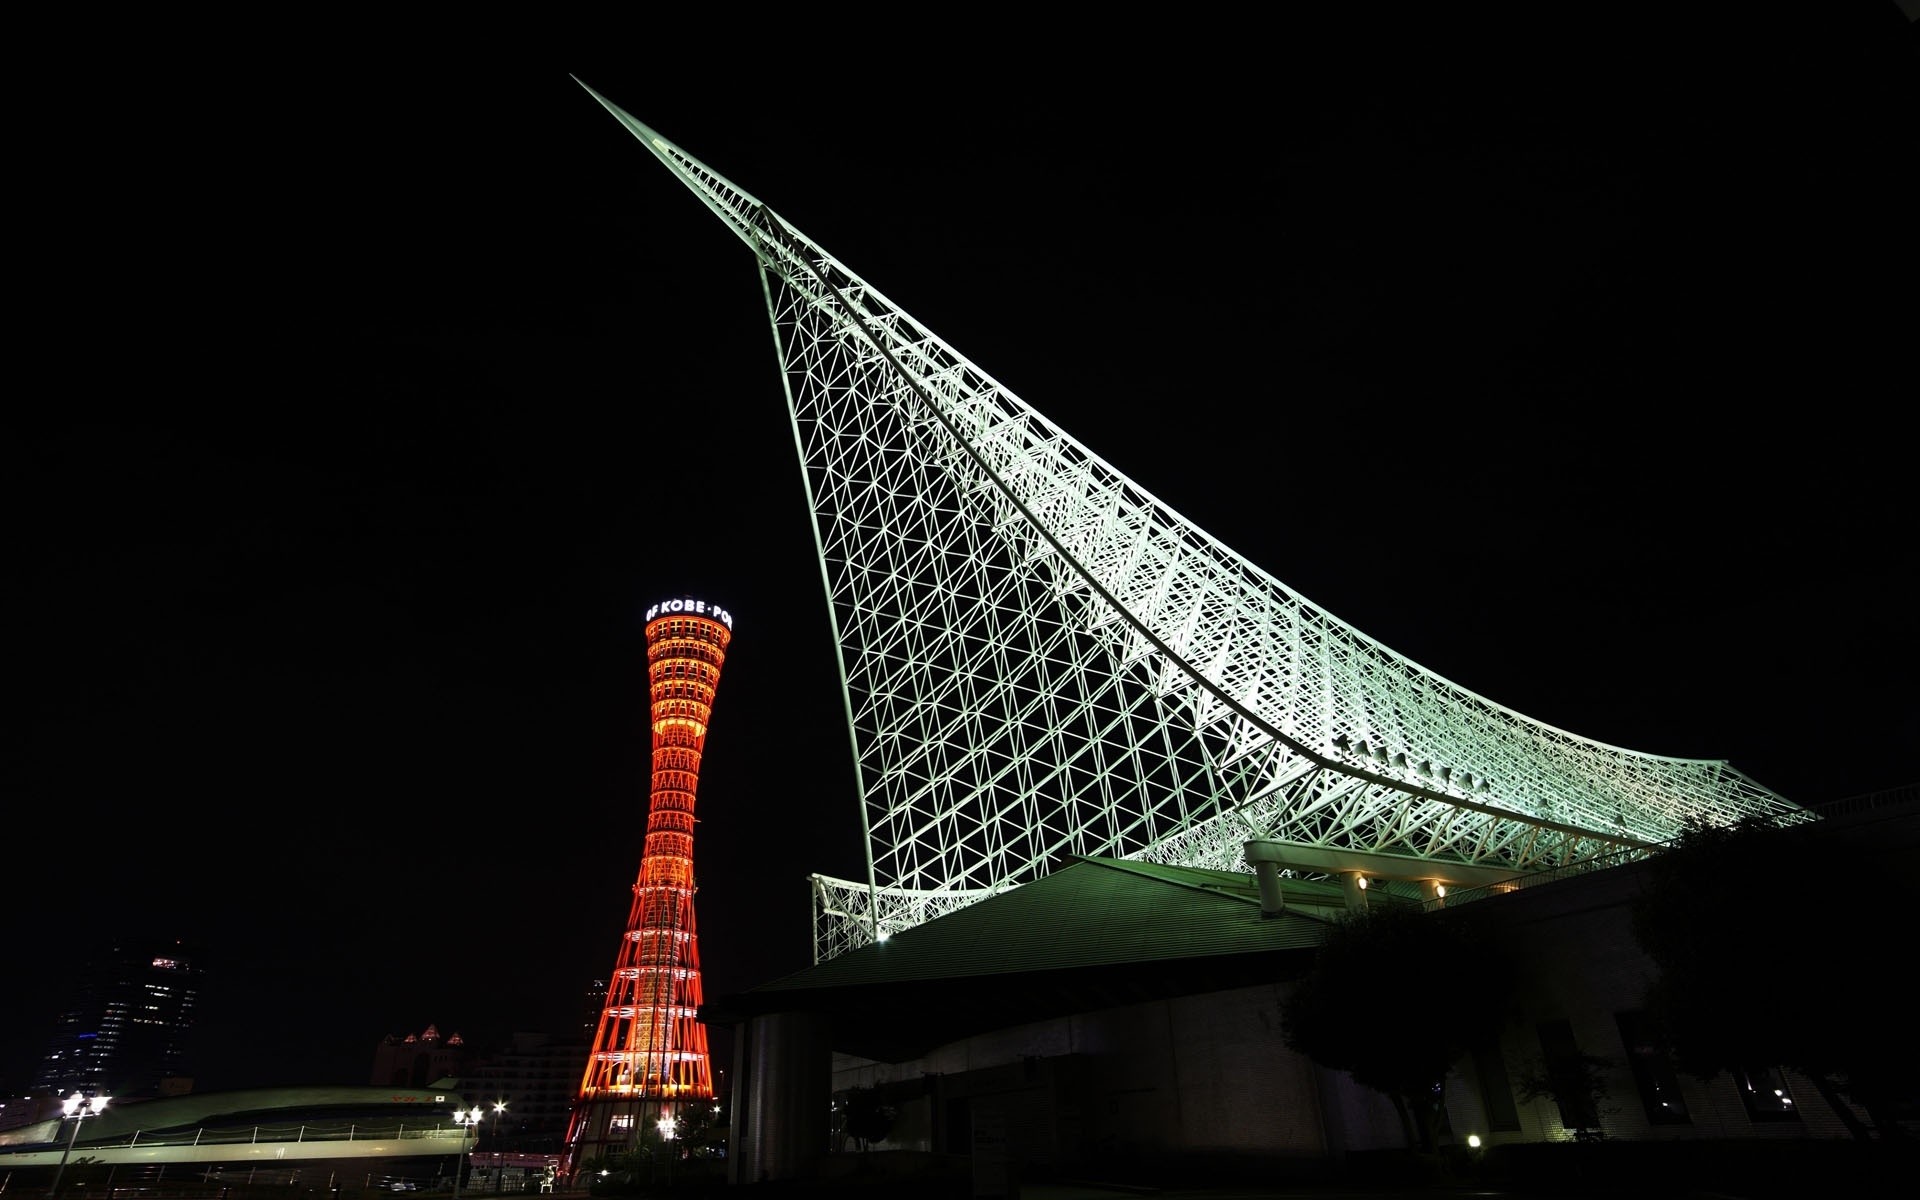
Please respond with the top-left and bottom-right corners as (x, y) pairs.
(1629, 814), (1916, 1141)
(839, 1085), (898, 1152)
(1280, 900), (1518, 1152)
(1513, 1050), (1617, 1142)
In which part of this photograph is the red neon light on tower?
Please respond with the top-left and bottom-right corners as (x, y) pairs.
(566, 597), (733, 1170)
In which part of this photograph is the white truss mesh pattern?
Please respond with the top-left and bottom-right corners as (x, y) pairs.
(580, 85), (1810, 965)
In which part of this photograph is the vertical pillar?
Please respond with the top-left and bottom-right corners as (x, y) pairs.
(1252, 861), (1286, 917)
(729, 1011), (831, 1185)
(1242, 840), (1288, 917)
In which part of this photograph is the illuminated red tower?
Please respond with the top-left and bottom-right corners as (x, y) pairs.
(566, 596), (734, 1173)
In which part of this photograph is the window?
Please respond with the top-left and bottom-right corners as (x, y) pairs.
(1534, 1019), (1604, 1134)
(1614, 1012), (1691, 1126)
(1735, 1065), (1800, 1122)
(1473, 1042), (1521, 1131)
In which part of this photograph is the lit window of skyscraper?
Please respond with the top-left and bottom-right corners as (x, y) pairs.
(34, 938), (202, 1099)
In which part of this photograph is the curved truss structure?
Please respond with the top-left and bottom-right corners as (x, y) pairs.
(577, 80), (1810, 964)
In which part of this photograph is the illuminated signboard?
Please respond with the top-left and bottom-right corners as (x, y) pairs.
(646, 598), (734, 630)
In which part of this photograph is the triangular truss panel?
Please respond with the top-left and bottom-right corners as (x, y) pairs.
(579, 81), (1810, 964)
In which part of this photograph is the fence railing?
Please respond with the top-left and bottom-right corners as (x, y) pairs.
(3, 1121), (473, 1155)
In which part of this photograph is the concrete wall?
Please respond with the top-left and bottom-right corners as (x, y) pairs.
(828, 979), (1411, 1170)
(1443, 866), (1863, 1146)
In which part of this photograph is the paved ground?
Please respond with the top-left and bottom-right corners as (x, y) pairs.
(731, 1178), (1837, 1200)
(984, 1186), (1835, 1200)
(560, 1139), (1917, 1200)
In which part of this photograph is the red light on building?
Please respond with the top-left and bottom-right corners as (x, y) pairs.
(566, 598), (733, 1169)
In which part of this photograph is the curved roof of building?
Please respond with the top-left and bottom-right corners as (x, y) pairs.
(0, 1084), (471, 1150)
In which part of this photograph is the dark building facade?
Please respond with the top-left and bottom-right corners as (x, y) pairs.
(31, 937), (203, 1099)
(371, 1024), (474, 1091)
(371, 1027), (588, 1158)
(448, 1032), (591, 1159)
(705, 788), (1920, 1188)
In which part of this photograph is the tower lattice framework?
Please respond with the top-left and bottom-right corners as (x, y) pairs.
(578, 80), (1812, 967)
(567, 597), (733, 1168)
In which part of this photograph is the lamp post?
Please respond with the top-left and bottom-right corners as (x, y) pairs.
(50, 1091), (110, 1195)
(489, 1101), (507, 1193)
(450, 1106), (485, 1200)
(655, 1113), (676, 1186)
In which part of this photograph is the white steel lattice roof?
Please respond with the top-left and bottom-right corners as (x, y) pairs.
(576, 79), (1812, 965)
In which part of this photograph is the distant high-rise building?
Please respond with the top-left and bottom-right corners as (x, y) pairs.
(566, 597), (733, 1173)
(33, 938), (203, 1099)
(580, 978), (609, 1040)
(447, 1031), (592, 1160)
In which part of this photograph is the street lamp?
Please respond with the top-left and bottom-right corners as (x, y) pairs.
(489, 1101), (508, 1193)
(655, 1114), (676, 1186)
(450, 1106), (485, 1200)
(50, 1091), (111, 1195)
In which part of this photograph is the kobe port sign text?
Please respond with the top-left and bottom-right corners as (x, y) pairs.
(647, 598), (735, 630)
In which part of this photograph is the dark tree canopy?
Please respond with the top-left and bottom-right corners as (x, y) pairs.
(839, 1085), (899, 1152)
(1280, 900), (1517, 1151)
(1630, 814), (1917, 1140)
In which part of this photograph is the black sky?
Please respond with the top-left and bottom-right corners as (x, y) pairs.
(8, 9), (1917, 1097)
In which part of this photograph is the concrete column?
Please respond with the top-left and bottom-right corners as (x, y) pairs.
(728, 1010), (831, 1185)
(1243, 840), (1288, 916)
(1252, 861), (1287, 916)
(1340, 871), (1369, 912)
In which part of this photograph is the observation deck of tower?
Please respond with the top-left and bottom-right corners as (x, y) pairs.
(567, 596), (734, 1168)
(574, 78), (1812, 967)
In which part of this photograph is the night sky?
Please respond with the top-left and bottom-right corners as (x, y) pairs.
(9, 9), (1916, 1097)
